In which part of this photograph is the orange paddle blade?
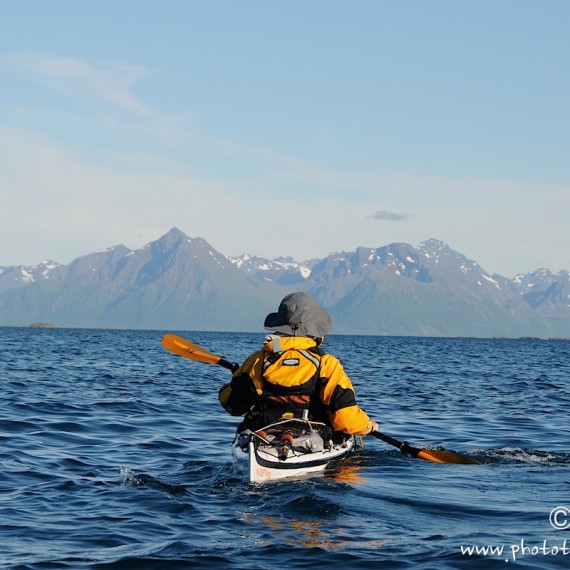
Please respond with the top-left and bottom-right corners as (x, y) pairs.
(417, 448), (480, 465)
(162, 334), (222, 365)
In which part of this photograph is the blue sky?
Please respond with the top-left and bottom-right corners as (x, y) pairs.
(1, 1), (569, 277)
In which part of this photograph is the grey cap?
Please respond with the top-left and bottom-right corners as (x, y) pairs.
(264, 292), (332, 337)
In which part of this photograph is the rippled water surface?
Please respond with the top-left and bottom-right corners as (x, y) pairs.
(1, 328), (570, 569)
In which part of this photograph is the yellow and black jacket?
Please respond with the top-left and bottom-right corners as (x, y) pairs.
(218, 336), (374, 435)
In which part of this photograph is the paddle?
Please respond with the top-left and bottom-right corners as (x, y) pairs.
(372, 430), (480, 465)
(163, 334), (480, 465)
(162, 334), (239, 372)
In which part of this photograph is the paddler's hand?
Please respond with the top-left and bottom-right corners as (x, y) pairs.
(365, 419), (379, 435)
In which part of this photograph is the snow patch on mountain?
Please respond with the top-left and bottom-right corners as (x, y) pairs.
(229, 254), (313, 284)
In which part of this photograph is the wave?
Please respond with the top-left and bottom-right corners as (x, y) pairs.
(478, 447), (570, 464)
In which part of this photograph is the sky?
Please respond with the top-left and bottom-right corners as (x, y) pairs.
(1, 1), (569, 278)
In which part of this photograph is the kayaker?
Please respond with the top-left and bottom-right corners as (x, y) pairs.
(218, 292), (378, 437)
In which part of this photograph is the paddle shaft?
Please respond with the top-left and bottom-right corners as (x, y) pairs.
(372, 431), (426, 458)
(371, 430), (480, 464)
(216, 358), (239, 372)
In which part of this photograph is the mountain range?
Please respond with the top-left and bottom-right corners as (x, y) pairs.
(1, 227), (569, 337)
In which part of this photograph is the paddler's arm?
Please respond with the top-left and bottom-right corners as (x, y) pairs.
(319, 356), (378, 436)
(218, 380), (252, 416)
(218, 355), (259, 416)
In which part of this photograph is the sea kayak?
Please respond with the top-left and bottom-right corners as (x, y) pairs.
(232, 416), (356, 483)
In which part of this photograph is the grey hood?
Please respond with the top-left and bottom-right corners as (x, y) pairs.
(263, 292), (332, 337)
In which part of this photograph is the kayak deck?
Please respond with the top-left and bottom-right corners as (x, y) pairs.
(232, 417), (356, 483)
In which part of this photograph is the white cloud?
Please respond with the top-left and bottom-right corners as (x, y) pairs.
(0, 52), (149, 115)
(0, 127), (237, 263)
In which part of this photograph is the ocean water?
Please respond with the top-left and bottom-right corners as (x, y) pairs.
(1, 327), (569, 569)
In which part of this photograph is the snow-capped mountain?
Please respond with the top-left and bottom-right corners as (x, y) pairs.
(507, 269), (570, 318)
(0, 260), (62, 293)
(228, 254), (314, 285)
(1, 229), (569, 337)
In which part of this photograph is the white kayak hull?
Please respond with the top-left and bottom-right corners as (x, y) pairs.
(232, 418), (355, 483)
